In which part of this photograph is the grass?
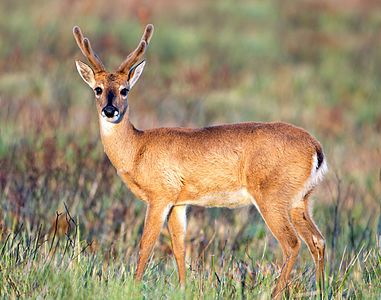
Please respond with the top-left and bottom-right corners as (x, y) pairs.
(1, 219), (380, 299)
(1, 0), (381, 299)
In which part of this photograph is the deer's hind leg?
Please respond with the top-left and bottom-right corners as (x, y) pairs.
(290, 194), (326, 291)
(249, 191), (301, 299)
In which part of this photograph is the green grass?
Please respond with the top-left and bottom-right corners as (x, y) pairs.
(1, 0), (381, 299)
(1, 221), (380, 299)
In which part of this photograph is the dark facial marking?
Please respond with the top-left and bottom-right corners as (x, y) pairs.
(107, 90), (115, 105)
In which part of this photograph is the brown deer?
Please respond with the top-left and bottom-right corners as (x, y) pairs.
(73, 24), (328, 298)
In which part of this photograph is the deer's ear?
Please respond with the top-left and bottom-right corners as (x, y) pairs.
(127, 60), (146, 89)
(75, 60), (96, 88)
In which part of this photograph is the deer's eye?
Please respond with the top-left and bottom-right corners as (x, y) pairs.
(94, 87), (103, 96)
(120, 88), (129, 97)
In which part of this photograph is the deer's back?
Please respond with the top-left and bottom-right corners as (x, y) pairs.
(129, 122), (323, 205)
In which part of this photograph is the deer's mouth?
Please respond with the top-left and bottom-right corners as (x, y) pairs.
(101, 105), (121, 123)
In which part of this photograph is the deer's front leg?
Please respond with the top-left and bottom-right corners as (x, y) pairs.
(135, 203), (172, 281)
(167, 205), (187, 287)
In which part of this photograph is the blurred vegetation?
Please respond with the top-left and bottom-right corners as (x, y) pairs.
(0, 0), (380, 298)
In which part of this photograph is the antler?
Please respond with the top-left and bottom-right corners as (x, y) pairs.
(73, 26), (105, 73)
(117, 24), (154, 74)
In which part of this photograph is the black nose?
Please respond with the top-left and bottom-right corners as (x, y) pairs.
(102, 106), (118, 118)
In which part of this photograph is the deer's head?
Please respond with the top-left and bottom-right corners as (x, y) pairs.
(73, 25), (154, 123)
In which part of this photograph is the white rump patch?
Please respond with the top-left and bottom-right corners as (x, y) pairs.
(292, 152), (328, 208)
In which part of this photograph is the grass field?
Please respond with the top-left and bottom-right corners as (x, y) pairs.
(1, 0), (381, 299)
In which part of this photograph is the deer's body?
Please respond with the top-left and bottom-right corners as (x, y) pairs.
(73, 24), (327, 298)
(101, 118), (324, 209)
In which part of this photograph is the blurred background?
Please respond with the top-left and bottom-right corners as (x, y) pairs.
(0, 0), (380, 298)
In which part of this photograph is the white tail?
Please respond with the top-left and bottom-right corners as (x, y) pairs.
(73, 24), (328, 298)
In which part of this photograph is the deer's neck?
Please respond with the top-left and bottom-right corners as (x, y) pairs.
(99, 113), (141, 172)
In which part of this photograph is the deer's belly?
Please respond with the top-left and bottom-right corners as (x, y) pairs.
(179, 187), (254, 209)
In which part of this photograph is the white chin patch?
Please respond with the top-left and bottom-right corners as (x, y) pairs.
(101, 111), (120, 123)
(100, 116), (117, 135)
(102, 115), (120, 123)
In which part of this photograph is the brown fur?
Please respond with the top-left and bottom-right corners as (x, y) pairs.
(73, 25), (327, 299)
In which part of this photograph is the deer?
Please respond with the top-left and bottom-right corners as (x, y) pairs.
(73, 24), (328, 298)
